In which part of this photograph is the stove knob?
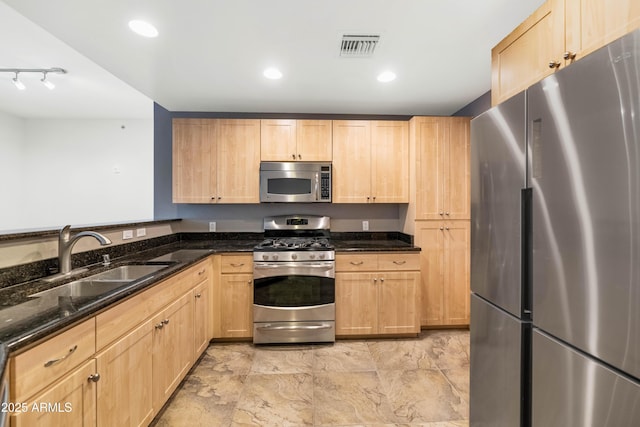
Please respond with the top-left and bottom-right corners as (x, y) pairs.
(310, 254), (316, 259)
(262, 255), (268, 261)
(272, 255), (278, 261)
(291, 254), (298, 260)
(319, 254), (325, 259)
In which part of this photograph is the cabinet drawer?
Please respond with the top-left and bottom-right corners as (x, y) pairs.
(336, 254), (378, 272)
(378, 253), (420, 271)
(11, 318), (96, 402)
(220, 254), (252, 273)
(185, 258), (212, 284)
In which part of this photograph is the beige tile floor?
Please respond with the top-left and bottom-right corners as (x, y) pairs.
(152, 329), (470, 427)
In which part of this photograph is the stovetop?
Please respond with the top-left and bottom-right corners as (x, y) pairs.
(254, 237), (334, 252)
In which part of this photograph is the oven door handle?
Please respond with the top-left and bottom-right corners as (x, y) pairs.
(257, 323), (332, 331)
(254, 263), (334, 269)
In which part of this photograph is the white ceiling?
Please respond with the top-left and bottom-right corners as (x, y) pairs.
(1, 0), (545, 119)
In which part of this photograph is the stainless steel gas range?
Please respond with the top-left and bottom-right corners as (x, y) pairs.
(252, 215), (335, 344)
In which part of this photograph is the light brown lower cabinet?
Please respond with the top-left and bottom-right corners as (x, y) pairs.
(415, 220), (470, 327)
(9, 258), (214, 427)
(152, 292), (194, 411)
(95, 320), (153, 427)
(212, 254), (254, 339)
(11, 359), (97, 427)
(335, 253), (420, 336)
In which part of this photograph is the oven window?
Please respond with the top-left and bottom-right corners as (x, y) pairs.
(254, 275), (335, 307)
(268, 178), (312, 195)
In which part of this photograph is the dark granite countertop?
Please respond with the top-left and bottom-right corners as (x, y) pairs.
(0, 231), (419, 379)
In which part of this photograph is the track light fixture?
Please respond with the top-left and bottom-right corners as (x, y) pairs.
(0, 67), (67, 90)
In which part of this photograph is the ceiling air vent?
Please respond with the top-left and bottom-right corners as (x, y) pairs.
(340, 34), (380, 57)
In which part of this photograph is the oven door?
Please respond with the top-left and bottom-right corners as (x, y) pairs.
(253, 261), (335, 343)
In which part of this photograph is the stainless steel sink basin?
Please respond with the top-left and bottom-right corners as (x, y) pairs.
(32, 263), (172, 299)
(82, 264), (168, 281)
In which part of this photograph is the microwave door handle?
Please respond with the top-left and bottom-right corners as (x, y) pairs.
(315, 174), (319, 201)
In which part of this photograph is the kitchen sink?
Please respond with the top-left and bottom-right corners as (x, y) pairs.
(31, 263), (172, 299)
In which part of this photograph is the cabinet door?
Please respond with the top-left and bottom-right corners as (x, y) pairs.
(216, 119), (260, 203)
(332, 120), (372, 203)
(297, 120), (332, 161)
(335, 272), (377, 335)
(378, 272), (420, 334)
(11, 360), (97, 427)
(444, 117), (470, 220)
(415, 117), (446, 220)
(260, 119), (297, 161)
(491, 0), (564, 106)
(152, 292), (194, 410)
(172, 119), (216, 203)
(371, 121), (409, 203)
(193, 279), (211, 359)
(95, 320), (154, 427)
(566, 0), (640, 59)
(415, 221), (446, 326)
(443, 221), (471, 325)
(218, 273), (253, 338)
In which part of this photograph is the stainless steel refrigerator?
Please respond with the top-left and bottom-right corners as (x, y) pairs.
(471, 28), (640, 427)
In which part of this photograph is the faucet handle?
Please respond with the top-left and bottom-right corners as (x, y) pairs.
(102, 254), (111, 266)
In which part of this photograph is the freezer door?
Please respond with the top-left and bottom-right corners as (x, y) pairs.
(528, 29), (640, 378)
(470, 294), (530, 427)
(532, 329), (640, 427)
(471, 91), (527, 317)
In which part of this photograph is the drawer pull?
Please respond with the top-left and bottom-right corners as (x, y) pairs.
(393, 260), (406, 265)
(44, 345), (77, 367)
(230, 263), (245, 267)
(88, 373), (101, 383)
(350, 261), (364, 266)
(198, 269), (206, 275)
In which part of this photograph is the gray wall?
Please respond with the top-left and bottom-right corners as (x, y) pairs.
(453, 90), (491, 117)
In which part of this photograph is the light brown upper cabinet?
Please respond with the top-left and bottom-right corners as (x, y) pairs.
(332, 120), (409, 203)
(172, 118), (260, 203)
(260, 119), (332, 161)
(413, 117), (470, 220)
(492, 0), (640, 105)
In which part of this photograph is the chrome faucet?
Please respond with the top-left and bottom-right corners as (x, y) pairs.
(58, 225), (112, 274)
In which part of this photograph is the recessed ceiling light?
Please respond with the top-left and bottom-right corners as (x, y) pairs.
(128, 20), (158, 38)
(377, 71), (396, 83)
(263, 67), (283, 80)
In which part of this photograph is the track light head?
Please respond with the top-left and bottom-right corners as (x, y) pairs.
(12, 72), (25, 90)
(41, 72), (55, 90)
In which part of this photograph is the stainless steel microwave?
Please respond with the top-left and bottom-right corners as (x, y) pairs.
(260, 162), (331, 203)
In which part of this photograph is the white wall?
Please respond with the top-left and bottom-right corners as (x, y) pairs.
(1, 117), (154, 231)
(0, 111), (26, 230)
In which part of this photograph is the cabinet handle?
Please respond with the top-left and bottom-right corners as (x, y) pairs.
(548, 60), (561, 69)
(155, 322), (164, 329)
(163, 319), (170, 325)
(248, 280), (252, 285)
(440, 226), (444, 231)
(88, 373), (101, 383)
(350, 261), (364, 266)
(373, 196), (376, 201)
(445, 211), (450, 215)
(44, 345), (78, 367)
(393, 260), (406, 265)
(563, 51), (576, 60)
(380, 278), (384, 283)
(218, 196), (222, 200)
(373, 278), (377, 283)
(292, 154), (296, 159)
(211, 197), (216, 201)
(446, 227), (450, 230)
(230, 263), (244, 267)
(298, 154), (302, 159)
(198, 269), (206, 275)
(195, 293), (202, 299)
(366, 196), (370, 201)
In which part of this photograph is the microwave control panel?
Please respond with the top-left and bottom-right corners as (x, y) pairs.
(320, 171), (331, 201)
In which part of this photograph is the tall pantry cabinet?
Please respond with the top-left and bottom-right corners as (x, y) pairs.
(410, 116), (471, 327)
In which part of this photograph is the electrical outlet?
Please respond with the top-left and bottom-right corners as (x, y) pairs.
(136, 228), (146, 237)
(209, 221), (216, 232)
(122, 230), (133, 240)
(362, 221), (369, 231)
